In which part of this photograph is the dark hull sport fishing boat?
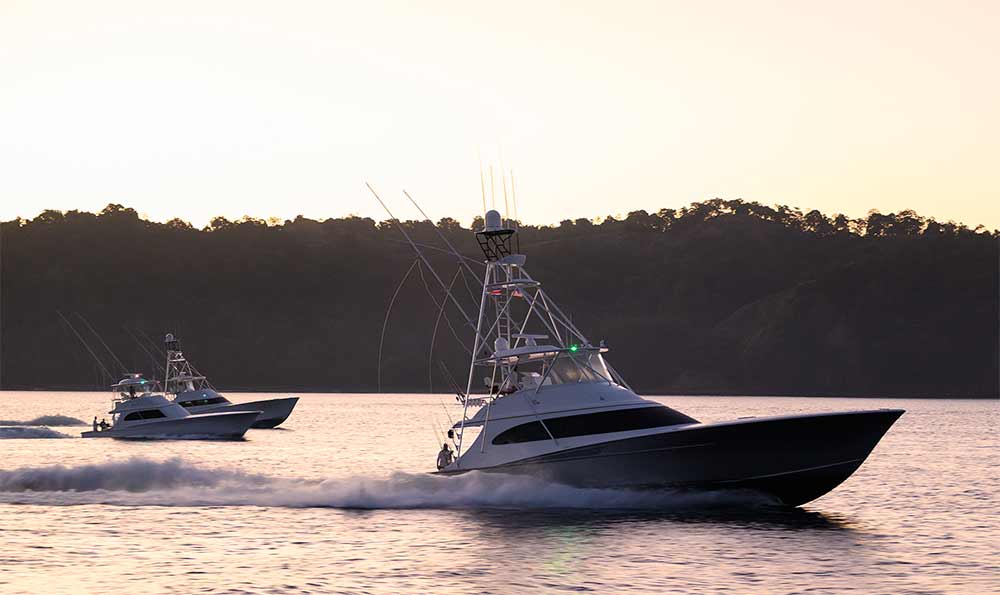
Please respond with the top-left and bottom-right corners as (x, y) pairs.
(465, 407), (902, 507)
(372, 186), (903, 507)
(162, 334), (299, 429)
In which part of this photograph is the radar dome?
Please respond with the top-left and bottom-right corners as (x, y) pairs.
(484, 209), (503, 232)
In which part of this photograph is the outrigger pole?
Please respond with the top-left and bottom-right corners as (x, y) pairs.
(123, 325), (166, 378)
(74, 312), (128, 376)
(402, 190), (483, 292)
(366, 183), (477, 331)
(56, 310), (114, 385)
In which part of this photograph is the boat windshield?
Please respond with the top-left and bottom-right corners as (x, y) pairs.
(516, 352), (611, 389)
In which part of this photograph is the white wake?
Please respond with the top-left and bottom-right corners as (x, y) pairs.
(0, 415), (87, 426)
(0, 427), (72, 439)
(0, 457), (775, 509)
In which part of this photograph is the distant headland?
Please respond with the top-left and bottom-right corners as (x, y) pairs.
(2, 201), (997, 397)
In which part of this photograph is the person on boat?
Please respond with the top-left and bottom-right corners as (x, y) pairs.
(436, 443), (455, 470)
(128, 385), (136, 398)
(99, 418), (110, 431)
(93, 417), (99, 432)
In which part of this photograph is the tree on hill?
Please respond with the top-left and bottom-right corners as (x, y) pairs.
(1, 200), (996, 396)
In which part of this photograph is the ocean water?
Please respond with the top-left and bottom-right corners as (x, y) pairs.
(0, 392), (996, 595)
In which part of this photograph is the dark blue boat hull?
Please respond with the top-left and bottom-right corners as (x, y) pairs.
(449, 409), (904, 507)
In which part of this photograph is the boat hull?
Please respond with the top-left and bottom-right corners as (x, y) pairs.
(183, 397), (299, 428)
(445, 409), (904, 507)
(81, 411), (261, 439)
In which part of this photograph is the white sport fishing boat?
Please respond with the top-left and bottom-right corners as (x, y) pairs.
(394, 208), (903, 507)
(163, 334), (299, 429)
(82, 375), (260, 439)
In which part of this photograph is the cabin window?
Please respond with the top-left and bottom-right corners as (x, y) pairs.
(123, 409), (167, 421)
(491, 406), (697, 445)
(491, 421), (551, 445)
(179, 396), (228, 407)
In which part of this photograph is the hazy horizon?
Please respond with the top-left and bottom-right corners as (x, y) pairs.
(3, 1), (998, 229)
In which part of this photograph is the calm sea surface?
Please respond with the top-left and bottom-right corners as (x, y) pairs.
(0, 392), (996, 595)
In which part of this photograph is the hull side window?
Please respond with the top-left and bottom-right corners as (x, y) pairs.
(491, 406), (698, 445)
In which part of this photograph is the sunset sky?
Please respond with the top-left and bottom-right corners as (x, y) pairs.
(2, 0), (997, 228)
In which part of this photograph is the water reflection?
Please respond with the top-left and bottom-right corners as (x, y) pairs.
(469, 505), (855, 534)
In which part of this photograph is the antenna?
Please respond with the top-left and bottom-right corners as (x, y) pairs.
(498, 145), (509, 224)
(489, 166), (495, 209)
(510, 169), (518, 223)
(501, 169), (510, 224)
(477, 149), (487, 219)
(510, 169), (520, 252)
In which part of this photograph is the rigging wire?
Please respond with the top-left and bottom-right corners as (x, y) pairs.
(377, 259), (420, 393)
(428, 267), (463, 394)
(415, 263), (472, 355)
(455, 266), (480, 315)
(74, 312), (128, 376)
(366, 182), (477, 329)
(383, 238), (482, 265)
(401, 189), (483, 302)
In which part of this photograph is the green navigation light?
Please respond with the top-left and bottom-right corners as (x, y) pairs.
(569, 345), (579, 352)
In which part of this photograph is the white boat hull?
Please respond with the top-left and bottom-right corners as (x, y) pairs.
(81, 410), (260, 439)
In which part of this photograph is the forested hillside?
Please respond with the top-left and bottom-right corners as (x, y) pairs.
(2, 201), (996, 396)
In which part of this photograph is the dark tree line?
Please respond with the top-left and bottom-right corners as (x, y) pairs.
(2, 200), (997, 397)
